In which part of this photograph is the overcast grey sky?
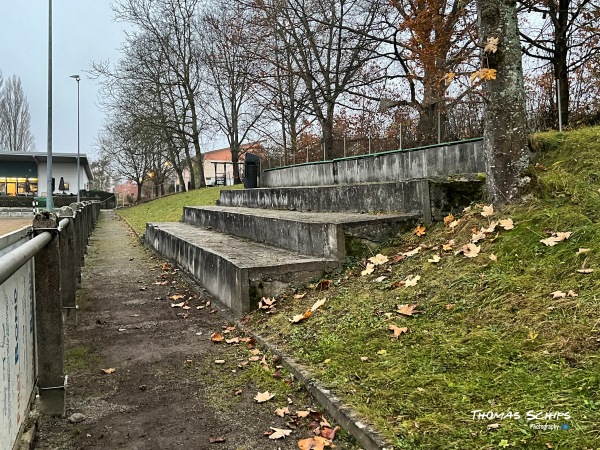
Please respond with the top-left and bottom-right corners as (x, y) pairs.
(0, 1), (127, 160)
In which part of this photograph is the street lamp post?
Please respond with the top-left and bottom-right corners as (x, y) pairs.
(70, 74), (81, 202)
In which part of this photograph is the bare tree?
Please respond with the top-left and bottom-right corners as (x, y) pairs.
(477, 0), (529, 205)
(0, 74), (36, 152)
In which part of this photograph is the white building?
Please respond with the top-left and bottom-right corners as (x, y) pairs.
(0, 152), (92, 197)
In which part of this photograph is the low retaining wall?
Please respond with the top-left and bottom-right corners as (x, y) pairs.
(0, 208), (35, 218)
(262, 138), (484, 187)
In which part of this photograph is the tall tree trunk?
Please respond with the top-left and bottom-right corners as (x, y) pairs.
(477, 0), (530, 206)
(554, 0), (570, 127)
(136, 182), (143, 202)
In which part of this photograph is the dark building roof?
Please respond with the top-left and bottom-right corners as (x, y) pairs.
(0, 151), (93, 180)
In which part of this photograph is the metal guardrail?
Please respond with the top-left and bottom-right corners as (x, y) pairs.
(0, 201), (101, 450)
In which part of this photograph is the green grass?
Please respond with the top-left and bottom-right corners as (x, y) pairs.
(116, 185), (242, 235)
(247, 127), (600, 449)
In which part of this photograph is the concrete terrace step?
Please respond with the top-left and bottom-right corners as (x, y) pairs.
(182, 206), (419, 259)
(146, 222), (338, 315)
(218, 180), (430, 214)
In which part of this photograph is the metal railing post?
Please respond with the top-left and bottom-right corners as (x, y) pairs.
(69, 203), (83, 284)
(33, 212), (65, 417)
(57, 207), (77, 325)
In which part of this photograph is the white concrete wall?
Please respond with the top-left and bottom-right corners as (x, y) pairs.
(0, 230), (36, 450)
(37, 162), (90, 197)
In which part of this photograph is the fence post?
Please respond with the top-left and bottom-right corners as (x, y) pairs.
(69, 203), (84, 284)
(33, 212), (65, 417)
(57, 207), (77, 325)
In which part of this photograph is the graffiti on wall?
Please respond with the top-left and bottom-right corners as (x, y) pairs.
(0, 261), (35, 450)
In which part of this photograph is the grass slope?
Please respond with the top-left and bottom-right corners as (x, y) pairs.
(117, 185), (241, 235)
(248, 127), (600, 449)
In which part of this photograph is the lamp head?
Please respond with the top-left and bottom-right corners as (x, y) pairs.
(70, 74), (80, 81)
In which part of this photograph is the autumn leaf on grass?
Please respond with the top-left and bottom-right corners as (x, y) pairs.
(402, 247), (421, 258)
(101, 368), (116, 374)
(298, 436), (335, 449)
(259, 297), (276, 310)
(541, 231), (572, 246)
(481, 204), (494, 217)
(577, 268), (594, 274)
(311, 298), (326, 312)
(483, 221), (498, 233)
(404, 275), (421, 287)
(225, 337), (240, 344)
(210, 332), (224, 343)
(321, 426), (340, 440)
(448, 219), (461, 230)
(316, 279), (332, 290)
(442, 240), (455, 251)
(471, 232), (486, 244)
(389, 325), (409, 339)
(368, 253), (389, 265)
(443, 214), (455, 226)
(576, 248), (591, 255)
(255, 391), (275, 403)
(275, 407), (290, 417)
(361, 263), (375, 276)
(268, 427), (292, 440)
(397, 304), (418, 316)
(499, 218), (514, 230)
(427, 254), (441, 263)
(290, 310), (312, 323)
(414, 224), (426, 237)
(463, 243), (481, 258)
(294, 292), (306, 299)
(567, 290), (578, 297)
(489, 254), (498, 262)
(550, 291), (566, 299)
(484, 36), (499, 53)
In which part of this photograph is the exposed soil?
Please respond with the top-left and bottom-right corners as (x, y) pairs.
(0, 218), (31, 236)
(34, 210), (358, 450)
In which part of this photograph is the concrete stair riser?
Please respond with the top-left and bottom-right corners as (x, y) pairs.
(146, 222), (338, 315)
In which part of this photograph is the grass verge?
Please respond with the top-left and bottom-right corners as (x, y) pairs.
(116, 185), (242, 235)
(246, 127), (600, 449)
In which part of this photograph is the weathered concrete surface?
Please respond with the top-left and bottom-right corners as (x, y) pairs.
(146, 222), (339, 315)
(0, 218), (32, 236)
(219, 180), (430, 214)
(183, 206), (419, 259)
(262, 138), (484, 187)
(0, 207), (34, 218)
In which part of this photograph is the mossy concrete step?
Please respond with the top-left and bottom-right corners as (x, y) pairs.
(146, 222), (338, 315)
(182, 206), (419, 259)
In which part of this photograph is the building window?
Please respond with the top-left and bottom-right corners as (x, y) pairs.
(0, 177), (38, 196)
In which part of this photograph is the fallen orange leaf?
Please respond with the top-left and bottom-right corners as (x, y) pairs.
(389, 324), (409, 338)
(210, 332), (224, 342)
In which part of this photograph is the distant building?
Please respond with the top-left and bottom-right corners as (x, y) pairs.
(0, 152), (92, 197)
(180, 143), (262, 189)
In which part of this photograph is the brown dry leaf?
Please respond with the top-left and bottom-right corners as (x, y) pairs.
(471, 232), (486, 243)
(170, 294), (185, 301)
(214, 359), (226, 364)
(368, 253), (389, 266)
(294, 292), (306, 299)
(249, 356), (261, 362)
(210, 332), (224, 343)
(275, 407), (290, 417)
(298, 436), (335, 450)
(541, 232), (572, 246)
(463, 243), (481, 258)
(487, 423), (501, 430)
(545, 443), (553, 449)
(402, 247), (421, 257)
(443, 214), (455, 226)
(225, 337), (240, 344)
(404, 275), (421, 287)
(577, 269), (594, 274)
(101, 368), (116, 374)
(484, 36), (499, 53)
(389, 324), (409, 338)
(481, 204), (494, 217)
(254, 391), (275, 403)
(289, 310), (312, 323)
(360, 356), (369, 362)
(555, 232), (572, 241)
(361, 263), (375, 276)
(550, 291), (566, 299)
(483, 221), (498, 233)
(209, 435), (225, 443)
(296, 410), (310, 418)
(268, 427), (292, 440)
(259, 297), (276, 310)
(397, 304), (418, 316)
(427, 254), (441, 263)
(311, 298), (326, 312)
(321, 426), (340, 440)
(444, 303), (455, 310)
(576, 248), (591, 255)
(316, 280), (332, 290)
(414, 224), (427, 237)
(374, 276), (387, 283)
(161, 262), (171, 271)
(541, 236), (560, 246)
(499, 218), (514, 230)
(448, 219), (461, 230)
(567, 290), (578, 297)
(171, 301), (187, 308)
(442, 72), (455, 85)
(442, 240), (455, 251)
(489, 254), (498, 262)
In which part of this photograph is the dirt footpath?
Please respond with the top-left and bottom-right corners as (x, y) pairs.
(34, 210), (358, 450)
(0, 218), (32, 236)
